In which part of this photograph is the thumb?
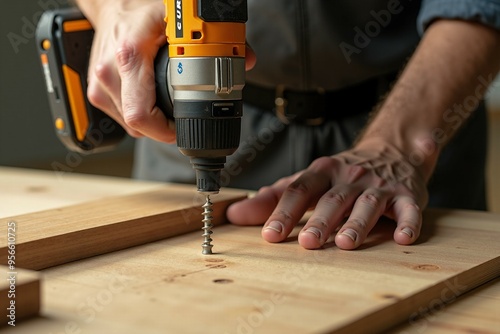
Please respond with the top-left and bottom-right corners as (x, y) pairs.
(245, 43), (257, 71)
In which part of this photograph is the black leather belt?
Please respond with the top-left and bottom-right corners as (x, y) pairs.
(243, 73), (397, 125)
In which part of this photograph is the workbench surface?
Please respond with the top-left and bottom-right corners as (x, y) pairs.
(1, 167), (499, 333)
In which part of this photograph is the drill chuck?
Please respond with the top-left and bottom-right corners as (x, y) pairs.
(190, 157), (225, 195)
(176, 117), (241, 194)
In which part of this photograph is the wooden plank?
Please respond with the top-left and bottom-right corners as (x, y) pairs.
(0, 266), (40, 327)
(0, 185), (247, 270)
(2, 209), (499, 333)
(0, 166), (162, 217)
(1, 168), (499, 332)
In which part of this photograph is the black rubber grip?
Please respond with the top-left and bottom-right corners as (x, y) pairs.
(176, 118), (240, 150)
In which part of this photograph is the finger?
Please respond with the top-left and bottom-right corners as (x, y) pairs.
(245, 43), (257, 71)
(391, 196), (422, 245)
(116, 43), (176, 143)
(87, 75), (144, 138)
(335, 189), (389, 250)
(87, 33), (119, 106)
(94, 62), (122, 111)
(227, 186), (282, 226)
(298, 185), (360, 249)
(227, 173), (302, 225)
(262, 171), (331, 243)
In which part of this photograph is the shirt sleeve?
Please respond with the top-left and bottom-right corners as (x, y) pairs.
(417, 0), (500, 34)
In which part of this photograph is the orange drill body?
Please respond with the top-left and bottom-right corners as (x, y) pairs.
(164, 0), (246, 58)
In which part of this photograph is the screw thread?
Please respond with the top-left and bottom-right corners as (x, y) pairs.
(201, 195), (214, 254)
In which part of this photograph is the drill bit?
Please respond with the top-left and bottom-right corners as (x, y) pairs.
(201, 194), (214, 255)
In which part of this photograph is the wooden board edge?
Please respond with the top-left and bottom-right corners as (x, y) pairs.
(330, 257), (500, 334)
(0, 194), (246, 270)
(0, 266), (41, 327)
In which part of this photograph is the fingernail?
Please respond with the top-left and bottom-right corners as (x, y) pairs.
(303, 227), (322, 239)
(401, 227), (414, 239)
(341, 229), (358, 242)
(264, 221), (284, 234)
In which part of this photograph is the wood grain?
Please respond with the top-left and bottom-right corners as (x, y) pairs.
(388, 277), (500, 333)
(0, 266), (40, 327)
(1, 168), (499, 333)
(0, 166), (162, 217)
(3, 209), (499, 334)
(0, 185), (247, 270)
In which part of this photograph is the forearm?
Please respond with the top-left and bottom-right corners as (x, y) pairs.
(358, 19), (500, 181)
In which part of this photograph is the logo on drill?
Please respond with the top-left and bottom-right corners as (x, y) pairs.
(175, 0), (183, 38)
(177, 62), (183, 74)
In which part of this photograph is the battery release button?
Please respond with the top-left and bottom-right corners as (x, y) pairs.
(55, 118), (65, 130)
(42, 39), (51, 50)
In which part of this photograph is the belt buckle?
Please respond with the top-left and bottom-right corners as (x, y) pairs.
(274, 85), (292, 124)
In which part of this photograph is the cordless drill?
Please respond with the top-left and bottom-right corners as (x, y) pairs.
(36, 1), (247, 254)
(161, 0), (247, 254)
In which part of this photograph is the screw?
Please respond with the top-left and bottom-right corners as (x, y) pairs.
(201, 194), (214, 255)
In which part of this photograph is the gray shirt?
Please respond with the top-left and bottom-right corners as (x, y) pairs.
(245, 0), (500, 90)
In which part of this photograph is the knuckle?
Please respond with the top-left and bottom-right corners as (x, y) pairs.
(285, 181), (310, 197)
(115, 43), (139, 72)
(310, 217), (329, 229)
(275, 209), (293, 222)
(273, 175), (299, 192)
(373, 176), (388, 188)
(348, 165), (366, 177)
(309, 156), (337, 172)
(404, 202), (421, 212)
(150, 106), (163, 118)
(349, 165), (365, 173)
(94, 63), (113, 83)
(257, 186), (274, 196)
(123, 110), (148, 129)
(87, 82), (107, 109)
(257, 185), (280, 204)
(257, 185), (271, 193)
(322, 191), (347, 207)
(343, 164), (368, 184)
(358, 192), (382, 208)
(346, 217), (367, 230)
